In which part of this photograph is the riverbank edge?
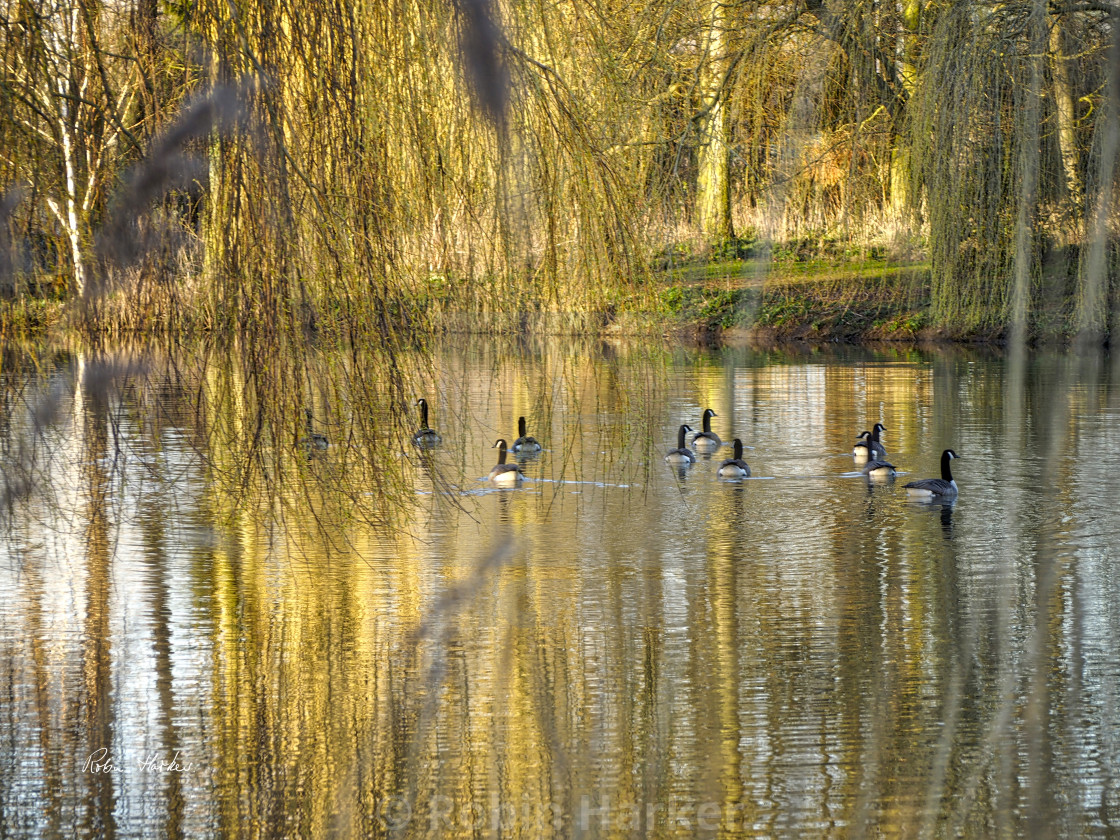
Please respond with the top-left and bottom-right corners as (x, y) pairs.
(0, 259), (1073, 347)
(647, 258), (937, 345)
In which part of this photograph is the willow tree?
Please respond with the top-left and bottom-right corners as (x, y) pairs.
(183, 0), (668, 335)
(192, 0), (302, 325)
(910, 1), (1116, 335)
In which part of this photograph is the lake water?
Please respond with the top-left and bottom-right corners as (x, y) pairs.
(2, 338), (1119, 838)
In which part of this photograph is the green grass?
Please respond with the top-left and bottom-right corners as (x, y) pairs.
(659, 284), (756, 330)
(653, 238), (933, 339)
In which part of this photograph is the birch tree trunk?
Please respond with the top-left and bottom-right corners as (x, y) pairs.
(44, 2), (93, 299)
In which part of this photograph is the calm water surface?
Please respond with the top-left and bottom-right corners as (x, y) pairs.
(2, 339), (1119, 838)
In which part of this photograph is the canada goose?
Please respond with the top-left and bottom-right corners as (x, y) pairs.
(665, 424), (696, 465)
(299, 408), (329, 451)
(691, 408), (722, 452)
(853, 439), (873, 464)
(853, 424), (887, 462)
(488, 439), (523, 486)
(869, 423), (888, 458)
(853, 431), (872, 461)
(717, 438), (751, 477)
(861, 457), (896, 478)
(904, 449), (959, 498)
(511, 416), (542, 453)
(412, 398), (441, 447)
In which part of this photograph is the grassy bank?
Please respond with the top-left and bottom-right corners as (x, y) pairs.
(0, 255), (938, 345)
(652, 245), (934, 343)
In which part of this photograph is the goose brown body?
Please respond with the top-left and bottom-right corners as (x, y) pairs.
(692, 409), (722, 452)
(904, 449), (959, 498)
(717, 439), (750, 477)
(489, 439), (523, 486)
(665, 425), (696, 465)
(413, 398), (441, 448)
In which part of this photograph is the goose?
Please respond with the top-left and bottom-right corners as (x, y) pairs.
(691, 408), (722, 452)
(299, 408), (329, 451)
(412, 398), (441, 448)
(861, 457), (896, 478)
(869, 423), (888, 457)
(904, 449), (959, 498)
(853, 424), (887, 462)
(853, 431), (872, 462)
(665, 425), (696, 465)
(488, 439), (523, 486)
(717, 438), (751, 477)
(511, 416), (542, 453)
(853, 440), (878, 464)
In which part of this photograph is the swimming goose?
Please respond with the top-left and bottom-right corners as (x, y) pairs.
(511, 416), (542, 453)
(665, 424), (696, 465)
(691, 409), (722, 452)
(412, 398), (441, 448)
(853, 431), (872, 462)
(299, 408), (329, 451)
(717, 438), (751, 477)
(488, 439), (523, 486)
(869, 423), (888, 458)
(861, 457), (896, 478)
(904, 449), (959, 498)
(853, 424), (887, 463)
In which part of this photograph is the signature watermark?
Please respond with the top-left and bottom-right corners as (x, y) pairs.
(83, 747), (194, 775)
(374, 793), (757, 832)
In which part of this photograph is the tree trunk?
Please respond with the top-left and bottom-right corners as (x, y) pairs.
(1049, 20), (1083, 237)
(889, 0), (920, 218)
(1010, 0), (1045, 347)
(1076, 22), (1119, 346)
(203, 36), (232, 290)
(62, 160), (89, 300)
(695, 0), (733, 243)
(53, 4), (90, 299)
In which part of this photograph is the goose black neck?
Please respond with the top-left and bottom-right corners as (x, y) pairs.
(518, 416), (527, 437)
(677, 425), (687, 449)
(733, 439), (743, 460)
(941, 450), (954, 481)
(702, 411), (713, 433)
(496, 440), (508, 464)
(419, 400), (429, 427)
(871, 424), (884, 442)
